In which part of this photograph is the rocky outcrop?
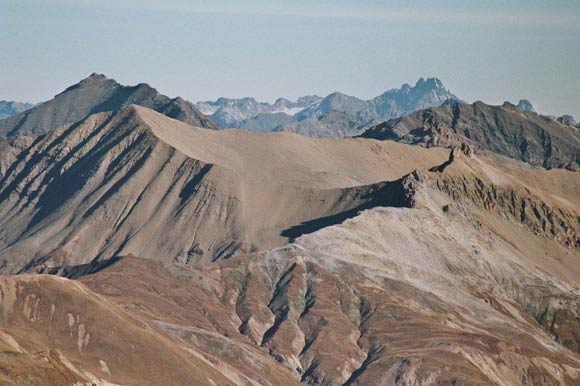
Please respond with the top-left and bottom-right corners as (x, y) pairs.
(439, 175), (580, 249)
(432, 169), (580, 250)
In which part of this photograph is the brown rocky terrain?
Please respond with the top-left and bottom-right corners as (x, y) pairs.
(361, 100), (580, 171)
(0, 74), (217, 137)
(2, 147), (580, 385)
(0, 105), (448, 273)
(0, 103), (579, 385)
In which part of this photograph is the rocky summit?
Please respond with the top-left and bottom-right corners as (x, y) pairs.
(0, 73), (217, 137)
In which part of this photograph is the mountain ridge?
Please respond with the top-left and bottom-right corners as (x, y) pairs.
(0, 105), (450, 273)
(361, 99), (580, 170)
(0, 73), (217, 137)
(2, 144), (580, 385)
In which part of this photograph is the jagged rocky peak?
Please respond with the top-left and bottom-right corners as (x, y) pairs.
(296, 95), (322, 105)
(400, 82), (412, 92)
(60, 72), (117, 93)
(198, 78), (459, 135)
(415, 76), (444, 90)
(274, 97), (291, 106)
(451, 143), (475, 160)
(86, 72), (108, 80)
(502, 101), (519, 111)
(516, 99), (536, 113)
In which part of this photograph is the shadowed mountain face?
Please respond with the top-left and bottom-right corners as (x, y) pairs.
(1, 145), (580, 385)
(0, 73), (217, 137)
(361, 100), (580, 170)
(0, 101), (34, 120)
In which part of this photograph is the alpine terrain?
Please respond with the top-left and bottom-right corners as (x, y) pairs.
(0, 75), (579, 386)
(195, 77), (459, 137)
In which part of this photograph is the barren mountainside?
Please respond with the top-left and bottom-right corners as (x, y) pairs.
(0, 105), (448, 273)
(0, 74), (217, 137)
(361, 100), (580, 170)
(0, 90), (579, 385)
(1, 141), (579, 385)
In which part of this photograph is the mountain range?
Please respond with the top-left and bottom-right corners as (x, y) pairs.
(195, 77), (460, 137)
(0, 100), (35, 120)
(0, 75), (580, 385)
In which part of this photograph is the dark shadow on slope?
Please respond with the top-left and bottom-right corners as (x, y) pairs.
(179, 164), (212, 203)
(62, 256), (125, 279)
(281, 178), (413, 241)
(18, 254), (125, 279)
(26, 120), (151, 230)
(342, 346), (385, 386)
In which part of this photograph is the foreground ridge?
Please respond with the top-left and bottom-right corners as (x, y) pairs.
(1, 137), (579, 385)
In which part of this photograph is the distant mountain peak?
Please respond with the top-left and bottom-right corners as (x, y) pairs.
(78, 72), (113, 85)
(196, 77), (458, 135)
(414, 77), (444, 89)
(502, 101), (518, 111)
(557, 114), (577, 127)
(326, 91), (349, 98)
(516, 99), (536, 113)
(0, 100), (35, 120)
(88, 72), (107, 79)
(400, 83), (412, 92)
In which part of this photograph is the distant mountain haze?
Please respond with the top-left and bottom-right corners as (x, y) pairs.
(0, 100), (34, 120)
(4, 75), (576, 141)
(196, 77), (461, 137)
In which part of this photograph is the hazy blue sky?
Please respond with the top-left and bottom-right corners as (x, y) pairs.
(2, 0), (579, 118)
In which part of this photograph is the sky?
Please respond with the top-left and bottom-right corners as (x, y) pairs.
(1, 0), (579, 118)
